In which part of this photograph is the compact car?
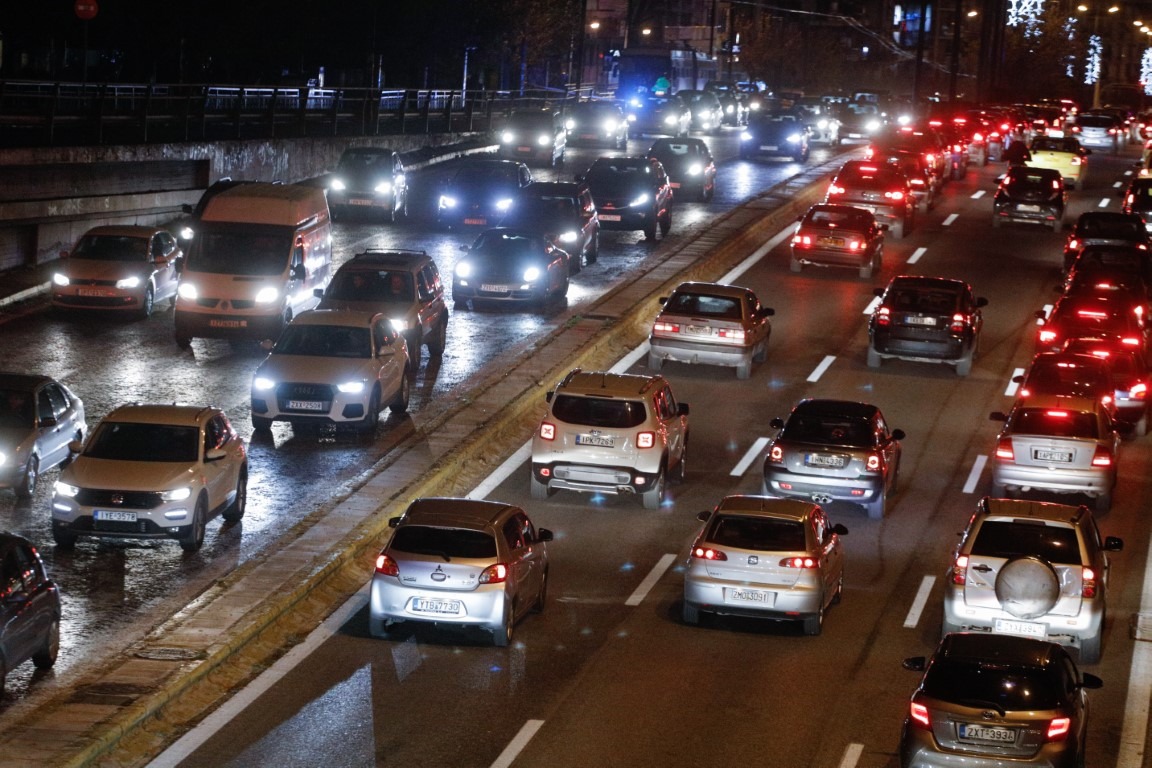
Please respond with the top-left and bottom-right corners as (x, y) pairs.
(868, 275), (987, 376)
(581, 155), (674, 240)
(52, 403), (248, 552)
(762, 398), (904, 520)
(530, 369), (689, 509)
(250, 309), (410, 434)
(0, 531), (61, 695)
(452, 228), (571, 309)
(369, 498), (553, 647)
(1014, 352), (1116, 416)
(682, 496), (847, 635)
(790, 203), (885, 278)
(1121, 177), (1152, 231)
(1028, 136), (1090, 189)
(626, 94), (691, 138)
(678, 90), (724, 134)
(499, 181), (600, 267)
(498, 109), (566, 168)
(437, 159), (532, 229)
(51, 225), (182, 318)
(647, 281), (774, 379)
(326, 147), (408, 222)
(866, 125), (948, 185)
(646, 137), (717, 202)
(1035, 292), (1148, 356)
(739, 113), (810, 162)
(992, 166), (1066, 232)
(0, 373), (86, 499)
(1070, 112), (1122, 152)
(564, 100), (629, 149)
(825, 160), (915, 239)
(1061, 337), (1150, 436)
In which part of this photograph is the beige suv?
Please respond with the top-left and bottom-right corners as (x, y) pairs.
(530, 369), (689, 509)
(315, 249), (449, 366)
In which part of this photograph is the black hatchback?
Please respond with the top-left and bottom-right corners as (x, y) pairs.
(0, 531), (61, 694)
(868, 275), (988, 376)
(992, 166), (1066, 232)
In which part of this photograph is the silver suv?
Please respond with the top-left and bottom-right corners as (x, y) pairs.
(315, 249), (448, 366)
(943, 497), (1123, 663)
(530, 369), (689, 509)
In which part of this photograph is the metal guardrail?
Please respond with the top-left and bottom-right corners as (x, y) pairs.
(0, 81), (595, 147)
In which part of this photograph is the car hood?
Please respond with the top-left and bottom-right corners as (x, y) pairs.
(63, 458), (197, 491)
(257, 355), (375, 383)
(0, 426), (33, 456)
(60, 259), (150, 280)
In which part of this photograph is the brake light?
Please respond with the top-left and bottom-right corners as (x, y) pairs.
(637, 431), (656, 449)
(1039, 329), (1058, 344)
(691, 545), (727, 561)
(1091, 445), (1113, 467)
(1047, 717), (1071, 741)
(973, 131), (985, 142)
(769, 444), (784, 463)
(375, 553), (400, 576)
(951, 554), (969, 584)
(864, 146), (876, 160)
(995, 437), (1014, 460)
(1068, 238), (1081, 250)
(866, 453), (881, 471)
(848, 239), (862, 250)
(793, 233), (813, 247)
(653, 320), (680, 334)
(718, 327), (747, 341)
(859, 165), (879, 172)
(950, 313), (966, 333)
(925, 153), (936, 165)
(884, 190), (906, 201)
(479, 563), (509, 584)
(1047, 410), (1069, 417)
(910, 701), (931, 729)
(1122, 336), (1141, 346)
(1131, 381), (1147, 399)
(910, 177), (926, 187)
(1082, 566), (1097, 598)
(828, 183), (846, 195)
(539, 422), (556, 441)
(875, 306), (891, 326)
(1052, 180), (1062, 191)
(780, 556), (818, 568)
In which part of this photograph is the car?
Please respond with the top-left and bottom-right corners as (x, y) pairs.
(436, 158), (532, 229)
(1062, 212), (1150, 272)
(497, 108), (566, 168)
(315, 249), (448, 366)
(790, 203), (886, 278)
(499, 181), (600, 267)
(795, 97), (841, 144)
(1063, 245), (1152, 306)
(704, 82), (749, 126)
(530, 369), (689, 509)
(580, 155), (674, 240)
(1061, 337), (1150, 436)
(51, 225), (183, 318)
(900, 633), (1102, 767)
(824, 160), (915, 239)
(739, 113), (810, 161)
(452, 228), (570, 309)
(625, 94), (691, 138)
(251, 308), (409, 434)
(564, 100), (629, 149)
(928, 118), (971, 180)
(326, 147), (408, 222)
(1028, 136), (1090, 189)
(645, 137), (717, 202)
(868, 275), (987, 376)
(647, 281), (774, 379)
(761, 398), (905, 520)
(1014, 352), (1116, 416)
(368, 497), (553, 647)
(0, 531), (61, 695)
(989, 393), (1119, 512)
(1121, 176), (1152, 232)
(866, 125), (948, 185)
(943, 497), (1122, 663)
(677, 90), (724, 134)
(992, 166), (1066, 232)
(1035, 291), (1148, 356)
(836, 102), (885, 141)
(885, 151), (940, 215)
(0, 373), (87, 499)
(51, 403), (248, 552)
(681, 495), (847, 635)
(1069, 111), (1123, 153)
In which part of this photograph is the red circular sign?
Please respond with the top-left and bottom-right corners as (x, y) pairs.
(75, 0), (98, 20)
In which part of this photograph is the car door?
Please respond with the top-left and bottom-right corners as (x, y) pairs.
(150, 232), (180, 301)
(655, 384), (687, 463)
(812, 509), (842, 602)
(0, 544), (42, 668)
(372, 318), (406, 397)
(874, 412), (901, 488)
(35, 383), (72, 471)
(501, 515), (537, 620)
(201, 415), (236, 512)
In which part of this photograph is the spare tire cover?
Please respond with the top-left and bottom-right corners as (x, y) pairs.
(995, 556), (1060, 620)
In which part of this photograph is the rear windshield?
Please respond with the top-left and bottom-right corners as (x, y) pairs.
(85, 422), (199, 463)
(782, 414), (874, 447)
(970, 520), (1081, 564)
(887, 287), (960, 314)
(707, 515), (807, 552)
(551, 394), (647, 428)
(921, 661), (1063, 710)
(664, 292), (742, 320)
(1074, 115), (1115, 128)
(1012, 408), (1099, 439)
(806, 207), (873, 229)
(1032, 137), (1080, 153)
(390, 526), (497, 559)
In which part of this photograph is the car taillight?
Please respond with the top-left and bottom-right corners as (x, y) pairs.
(479, 563), (509, 584)
(691, 545), (727, 561)
(910, 177), (926, 187)
(875, 306), (891, 326)
(375, 553), (400, 576)
(951, 554), (969, 584)
(995, 437), (1014, 460)
(925, 152), (936, 165)
(1121, 336), (1141, 346)
(1067, 237), (1081, 250)
(1047, 716), (1071, 742)
(718, 327), (746, 341)
(637, 431), (656, 449)
(1039, 329), (1058, 344)
(973, 131), (985, 142)
(653, 320), (680, 334)
(780, 556), (818, 568)
(884, 190), (906, 201)
(909, 701), (931, 729)
(866, 453), (881, 471)
(793, 233), (813, 247)
(847, 239), (863, 250)
(864, 146), (876, 160)
(1082, 566), (1097, 598)
(1131, 381), (1147, 399)
(769, 444), (784, 463)
(1072, 157), (1083, 166)
(950, 313), (966, 333)
(1091, 445), (1113, 467)
(828, 183), (845, 195)
(539, 422), (556, 441)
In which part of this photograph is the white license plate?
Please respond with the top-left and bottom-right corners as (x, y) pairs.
(1017, 204), (1042, 212)
(600, 214), (622, 222)
(1033, 449), (1072, 462)
(728, 588), (772, 604)
(288, 400), (326, 411)
(463, 218), (487, 225)
(806, 453), (846, 468)
(959, 723), (1017, 744)
(481, 284), (510, 293)
(95, 510), (137, 523)
(576, 433), (615, 448)
(78, 288), (111, 297)
(349, 199), (374, 206)
(684, 324), (713, 336)
(994, 617), (1047, 638)
(411, 598), (463, 615)
(817, 236), (844, 247)
(905, 316), (937, 326)
(209, 319), (246, 328)
(759, 145), (778, 151)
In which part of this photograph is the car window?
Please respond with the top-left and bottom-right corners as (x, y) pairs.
(783, 414), (874, 447)
(707, 515), (807, 551)
(970, 520), (1081, 564)
(1012, 407), (1099, 438)
(390, 526), (497, 559)
(502, 518), (525, 551)
(665, 292), (742, 319)
(0, 546), (28, 596)
(0, 389), (35, 428)
(275, 325), (371, 358)
(86, 422), (200, 463)
(551, 394), (647, 428)
(921, 659), (1064, 709)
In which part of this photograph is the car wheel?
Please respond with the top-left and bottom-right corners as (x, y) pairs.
(175, 333), (192, 348)
(32, 618), (60, 669)
(1080, 616), (1103, 664)
(427, 317), (448, 357)
(139, 285), (155, 318)
(493, 604), (513, 647)
(996, 556), (1060, 618)
(789, 255), (803, 273)
(1053, 217), (1064, 233)
(1094, 490), (1112, 512)
(644, 221), (657, 240)
(252, 415), (273, 432)
(866, 346), (882, 368)
(180, 497), (207, 554)
(359, 388), (381, 435)
(15, 455), (38, 500)
(956, 348), (974, 377)
(587, 232), (599, 264)
(390, 375), (410, 414)
(221, 466), (247, 523)
(641, 469), (666, 510)
(531, 569), (548, 614)
(682, 601), (700, 626)
(659, 209), (672, 237)
(802, 604), (824, 636)
(752, 341), (768, 363)
(674, 440), (688, 484)
(990, 479), (1007, 497)
(53, 527), (77, 549)
(831, 571), (844, 605)
(736, 359), (752, 380)
(647, 350), (664, 371)
(867, 489), (886, 520)
(529, 475), (554, 499)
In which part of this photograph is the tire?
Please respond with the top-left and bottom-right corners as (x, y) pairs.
(992, 215), (1002, 229)
(32, 618), (60, 669)
(641, 469), (666, 509)
(752, 341), (768, 363)
(427, 317), (447, 357)
(139, 285), (155, 318)
(52, 528), (77, 549)
(221, 467), (247, 523)
(647, 350), (664, 371)
(659, 209), (671, 237)
(180, 497), (207, 553)
(1094, 490), (1112, 513)
(252, 415), (273, 432)
(390, 375), (410, 414)
(789, 256), (802, 273)
(15, 455), (38, 500)
(175, 334), (192, 348)
(736, 359), (751, 380)
(996, 556), (1060, 619)
(866, 346), (882, 368)
(529, 475), (553, 499)
(867, 489), (886, 520)
(682, 601), (700, 625)
(644, 221), (657, 240)
(955, 349), (974, 377)
(493, 605), (513, 647)
(1080, 620), (1103, 664)
(587, 232), (599, 264)
(831, 571), (844, 605)
(359, 389), (381, 435)
(531, 569), (548, 614)
(368, 617), (392, 639)
(802, 604), (824, 636)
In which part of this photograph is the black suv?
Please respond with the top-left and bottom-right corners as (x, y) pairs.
(499, 181), (600, 267)
(992, 166), (1066, 232)
(327, 147), (408, 222)
(868, 275), (987, 376)
(1062, 211), (1150, 272)
(580, 156), (674, 240)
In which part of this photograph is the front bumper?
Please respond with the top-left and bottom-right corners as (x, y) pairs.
(51, 497), (198, 542)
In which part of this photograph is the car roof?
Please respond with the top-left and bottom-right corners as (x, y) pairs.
(0, 372), (56, 391)
(977, 496), (1087, 526)
(399, 498), (519, 531)
(342, 249), (431, 271)
(668, 281), (749, 300)
(792, 399), (880, 419)
(939, 632), (1061, 668)
(714, 495), (817, 522)
(102, 403), (218, 425)
(289, 308), (384, 327)
(340, 147), (397, 158)
(555, 369), (664, 398)
(1007, 166), (1062, 181)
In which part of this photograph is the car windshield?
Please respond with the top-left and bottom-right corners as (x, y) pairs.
(506, 197), (578, 222)
(1032, 137), (1080, 153)
(1076, 219), (1145, 240)
(782, 414), (874, 447)
(0, 389), (33, 428)
(707, 515), (807, 552)
(551, 394), (647, 428)
(85, 422), (199, 463)
(1012, 408), (1099, 438)
(837, 165), (900, 189)
(190, 229), (292, 276)
(328, 270), (414, 303)
(472, 232), (542, 258)
(970, 520), (1081, 564)
(274, 325), (370, 358)
(650, 142), (701, 161)
(390, 526), (497, 559)
(456, 165), (518, 186)
(921, 661), (1063, 710)
(508, 114), (553, 131)
(587, 162), (648, 184)
(664, 292), (742, 320)
(72, 235), (149, 262)
(337, 152), (393, 174)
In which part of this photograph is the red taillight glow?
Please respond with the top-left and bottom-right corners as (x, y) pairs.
(780, 556), (818, 568)
(539, 422), (556, 441)
(1091, 446), (1113, 467)
(479, 563), (509, 584)
(691, 545), (727, 561)
(375, 553), (400, 576)
(1082, 566), (1097, 598)
(769, 444), (784, 463)
(718, 327), (747, 341)
(995, 437), (1014, 460)
(951, 554), (969, 585)
(866, 453), (881, 471)
(793, 233), (813, 247)
(828, 183), (846, 195)
(1047, 717), (1071, 741)
(653, 320), (680, 334)
(1068, 238), (1081, 250)
(910, 702), (931, 729)
(875, 306), (891, 326)
(950, 313), (966, 332)
(884, 190), (906, 201)
(1122, 336), (1141, 346)
(1131, 382), (1147, 398)
(637, 431), (656, 449)
(1039, 329), (1058, 344)
(848, 239), (862, 250)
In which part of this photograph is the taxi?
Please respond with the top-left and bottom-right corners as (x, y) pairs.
(1028, 136), (1091, 189)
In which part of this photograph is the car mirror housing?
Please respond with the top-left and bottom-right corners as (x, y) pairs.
(536, 528), (555, 543)
(902, 656), (927, 672)
(696, 510), (712, 522)
(990, 411), (1008, 422)
(890, 428), (906, 441)
(1080, 672), (1103, 690)
(678, 403), (690, 416)
(832, 523), (849, 536)
(205, 447), (228, 462)
(1104, 535), (1123, 551)
(770, 417), (785, 430)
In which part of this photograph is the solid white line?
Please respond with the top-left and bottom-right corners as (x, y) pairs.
(468, 442), (533, 500)
(1098, 197), (1111, 208)
(943, 213), (959, 226)
(837, 743), (864, 768)
(903, 576), (936, 628)
(1004, 367), (1025, 397)
(1117, 521), (1152, 767)
(625, 554), (676, 606)
(731, 437), (769, 476)
(1037, 304), (1052, 325)
(807, 355), (836, 382)
(862, 296), (881, 315)
(490, 720), (546, 768)
(907, 246), (927, 264)
(611, 342), (650, 374)
(721, 224), (797, 284)
(970, 190), (986, 199)
(963, 455), (988, 495)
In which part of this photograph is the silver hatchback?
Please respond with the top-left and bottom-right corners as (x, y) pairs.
(369, 498), (553, 646)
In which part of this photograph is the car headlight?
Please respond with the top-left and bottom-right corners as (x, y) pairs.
(687, 163), (702, 176)
(740, 131), (752, 141)
(664, 115), (678, 126)
(439, 195), (457, 209)
(178, 282), (198, 300)
(565, 118), (576, 130)
(558, 231), (578, 243)
(537, 134), (551, 146)
(252, 376), (276, 391)
(725, 105), (734, 114)
(374, 181), (393, 194)
(0, 451), (7, 467)
(629, 193), (650, 207)
(697, 111), (709, 119)
(389, 318), (409, 332)
(502, 131), (515, 144)
(496, 198), (513, 211)
(523, 266), (541, 282)
(54, 481), (80, 498)
(254, 286), (279, 304)
(786, 133), (801, 143)
(817, 119), (829, 129)
(116, 276), (141, 289)
(180, 226), (195, 240)
(53, 273), (70, 287)
(865, 119), (881, 132)
(330, 179), (346, 191)
(336, 381), (365, 394)
(162, 487), (192, 502)
(603, 119), (617, 131)
(750, 102), (761, 111)
(455, 261), (473, 278)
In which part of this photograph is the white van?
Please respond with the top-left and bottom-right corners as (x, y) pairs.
(174, 183), (332, 346)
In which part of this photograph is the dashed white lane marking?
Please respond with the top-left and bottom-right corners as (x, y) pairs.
(732, 437), (769, 476)
(625, 554), (676, 607)
(943, 213), (959, 226)
(1005, 367), (1025, 397)
(963, 455), (988, 494)
(970, 190), (986, 199)
(837, 743), (865, 768)
(1099, 197), (1111, 208)
(863, 296), (881, 314)
(491, 720), (546, 768)
(808, 355), (836, 382)
(908, 246), (927, 264)
(904, 576), (936, 628)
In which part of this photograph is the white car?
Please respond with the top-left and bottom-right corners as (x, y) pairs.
(250, 309), (410, 434)
(51, 404), (248, 553)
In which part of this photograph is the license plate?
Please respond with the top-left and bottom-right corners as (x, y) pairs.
(287, 400), (326, 411)
(994, 617), (1047, 638)
(817, 236), (844, 247)
(463, 217), (487, 225)
(905, 315), (937, 326)
(411, 598), (463, 615)
(576, 433), (615, 448)
(209, 319), (246, 328)
(600, 214), (622, 222)
(806, 453), (846, 468)
(669, 182), (681, 188)
(481, 283), (510, 293)
(95, 510), (137, 523)
(728, 588), (772, 604)
(349, 199), (374, 206)
(78, 287), (111, 297)
(1033, 448), (1072, 462)
(517, 146), (531, 152)
(1017, 204), (1041, 212)
(759, 145), (778, 151)
(684, 324), (713, 336)
(959, 723), (1017, 744)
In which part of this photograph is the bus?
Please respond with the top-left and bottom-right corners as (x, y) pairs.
(616, 46), (717, 99)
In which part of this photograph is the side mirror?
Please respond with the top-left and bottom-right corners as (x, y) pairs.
(890, 428), (906, 441)
(574, 174), (586, 183)
(832, 523), (849, 536)
(696, 510), (712, 522)
(990, 411), (1008, 422)
(536, 528), (555, 543)
(658, 296), (669, 305)
(459, 244), (471, 252)
(260, 339), (275, 351)
(1012, 374), (1024, 383)
(60, 250), (70, 259)
(770, 417), (785, 430)
(1080, 672), (1103, 690)
(762, 307), (776, 317)
(902, 656), (927, 672)
(1104, 535), (1123, 551)
(68, 439), (84, 453)
(387, 517), (401, 528)
(314, 287), (325, 299)
(1034, 309), (1048, 321)
(205, 447), (228, 462)
(545, 390), (555, 403)
(182, 203), (194, 214)
(873, 287), (885, 298)
(678, 403), (690, 416)
(975, 297), (989, 308)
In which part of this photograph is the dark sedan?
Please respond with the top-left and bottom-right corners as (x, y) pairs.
(327, 147), (408, 222)
(437, 159), (533, 229)
(790, 204), (885, 278)
(452, 228), (570, 309)
(739, 114), (810, 161)
(626, 94), (691, 138)
(499, 181), (600, 268)
(646, 137), (717, 202)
